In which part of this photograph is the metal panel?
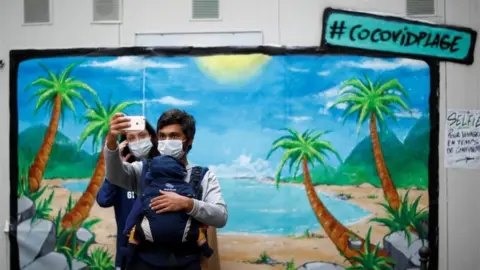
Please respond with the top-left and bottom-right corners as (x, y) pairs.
(192, 0), (220, 19)
(24, 0), (50, 24)
(407, 0), (435, 15)
(93, 0), (121, 22)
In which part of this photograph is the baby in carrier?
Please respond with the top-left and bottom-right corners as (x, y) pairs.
(122, 155), (213, 267)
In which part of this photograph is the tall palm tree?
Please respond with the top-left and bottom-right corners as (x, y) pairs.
(61, 98), (137, 229)
(331, 76), (409, 211)
(266, 128), (388, 260)
(26, 63), (96, 193)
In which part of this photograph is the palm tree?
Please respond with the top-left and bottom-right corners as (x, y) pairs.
(331, 76), (409, 211)
(26, 63), (96, 193)
(61, 98), (137, 229)
(266, 128), (388, 260)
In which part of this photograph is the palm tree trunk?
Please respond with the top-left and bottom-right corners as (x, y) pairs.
(28, 94), (62, 193)
(370, 113), (401, 211)
(61, 151), (105, 229)
(302, 157), (388, 260)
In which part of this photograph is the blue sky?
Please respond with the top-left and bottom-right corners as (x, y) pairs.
(17, 54), (430, 179)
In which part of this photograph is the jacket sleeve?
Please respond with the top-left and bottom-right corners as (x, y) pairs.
(187, 170), (228, 228)
(103, 144), (143, 194)
(96, 179), (117, 208)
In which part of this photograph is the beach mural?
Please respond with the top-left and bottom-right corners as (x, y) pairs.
(10, 48), (437, 270)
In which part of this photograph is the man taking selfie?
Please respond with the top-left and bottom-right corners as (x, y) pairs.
(104, 109), (228, 270)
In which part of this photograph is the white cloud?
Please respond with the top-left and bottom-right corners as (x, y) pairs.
(118, 76), (139, 82)
(208, 155), (275, 179)
(326, 101), (347, 110)
(317, 70), (331, 76)
(316, 85), (342, 99)
(318, 101), (347, 115)
(148, 96), (196, 106)
(314, 84), (350, 115)
(289, 67), (309, 73)
(156, 63), (186, 69)
(275, 114), (312, 122)
(288, 116), (311, 122)
(84, 56), (186, 71)
(395, 108), (422, 119)
(337, 58), (428, 71)
(318, 108), (329, 115)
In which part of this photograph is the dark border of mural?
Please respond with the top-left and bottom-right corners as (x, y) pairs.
(321, 7), (478, 65)
(9, 46), (440, 270)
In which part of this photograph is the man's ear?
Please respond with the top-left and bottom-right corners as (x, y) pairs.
(186, 138), (193, 152)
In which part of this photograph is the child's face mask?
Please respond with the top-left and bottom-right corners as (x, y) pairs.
(128, 138), (153, 159)
(157, 139), (185, 159)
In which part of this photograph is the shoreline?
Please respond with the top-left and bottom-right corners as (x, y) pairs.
(42, 178), (429, 269)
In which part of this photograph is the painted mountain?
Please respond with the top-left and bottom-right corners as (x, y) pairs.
(283, 117), (429, 189)
(18, 125), (97, 179)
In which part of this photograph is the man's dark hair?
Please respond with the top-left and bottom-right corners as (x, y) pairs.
(157, 109), (196, 140)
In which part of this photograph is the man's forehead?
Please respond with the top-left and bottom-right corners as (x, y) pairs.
(158, 124), (182, 134)
(158, 130), (182, 135)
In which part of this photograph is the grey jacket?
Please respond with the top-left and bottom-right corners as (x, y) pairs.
(103, 146), (228, 228)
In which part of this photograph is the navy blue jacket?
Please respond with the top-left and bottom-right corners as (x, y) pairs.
(96, 178), (136, 267)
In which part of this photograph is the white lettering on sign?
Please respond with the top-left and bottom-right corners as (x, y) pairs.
(445, 109), (480, 169)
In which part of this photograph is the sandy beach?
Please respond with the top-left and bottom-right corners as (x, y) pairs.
(42, 179), (429, 269)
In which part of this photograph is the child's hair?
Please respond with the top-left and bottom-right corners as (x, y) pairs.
(119, 120), (159, 163)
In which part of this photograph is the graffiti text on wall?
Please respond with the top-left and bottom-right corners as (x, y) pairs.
(321, 8), (477, 64)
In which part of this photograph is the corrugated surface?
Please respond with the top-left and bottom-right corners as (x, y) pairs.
(93, 0), (121, 21)
(407, 0), (435, 15)
(24, 0), (50, 23)
(192, 0), (220, 19)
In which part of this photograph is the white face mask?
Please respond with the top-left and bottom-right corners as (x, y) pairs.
(157, 139), (185, 159)
(128, 138), (153, 159)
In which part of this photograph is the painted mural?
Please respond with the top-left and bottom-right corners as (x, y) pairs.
(12, 50), (436, 270)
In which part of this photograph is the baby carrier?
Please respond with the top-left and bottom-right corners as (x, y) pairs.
(122, 155), (213, 268)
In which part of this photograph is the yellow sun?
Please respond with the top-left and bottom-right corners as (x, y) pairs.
(195, 53), (270, 84)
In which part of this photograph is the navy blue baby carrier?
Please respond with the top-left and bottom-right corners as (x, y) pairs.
(122, 155), (212, 268)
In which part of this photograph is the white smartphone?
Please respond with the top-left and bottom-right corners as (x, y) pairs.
(123, 116), (146, 132)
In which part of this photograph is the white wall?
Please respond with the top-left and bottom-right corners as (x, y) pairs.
(444, 0), (480, 269)
(1, 0), (478, 269)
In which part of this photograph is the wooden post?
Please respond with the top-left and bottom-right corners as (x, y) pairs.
(201, 227), (221, 270)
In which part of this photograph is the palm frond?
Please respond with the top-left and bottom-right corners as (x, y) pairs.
(356, 104), (370, 133)
(342, 78), (371, 95)
(38, 63), (58, 82)
(334, 75), (410, 133)
(267, 127), (340, 187)
(26, 78), (55, 90)
(78, 99), (135, 152)
(67, 80), (97, 96)
(59, 63), (79, 82)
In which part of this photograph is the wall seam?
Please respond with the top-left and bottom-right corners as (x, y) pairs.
(442, 0), (449, 269)
(277, 0), (281, 44)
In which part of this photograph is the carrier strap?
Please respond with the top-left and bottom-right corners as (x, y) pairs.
(190, 166), (209, 200)
(140, 159), (151, 192)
